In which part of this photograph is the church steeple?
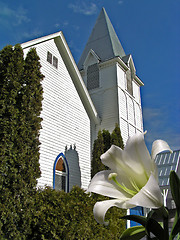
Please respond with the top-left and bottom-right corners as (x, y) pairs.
(78, 7), (126, 70)
(78, 8), (144, 145)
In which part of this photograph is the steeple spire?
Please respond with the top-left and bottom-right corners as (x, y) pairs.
(78, 7), (126, 70)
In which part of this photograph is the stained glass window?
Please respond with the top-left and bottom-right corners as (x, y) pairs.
(54, 156), (67, 192)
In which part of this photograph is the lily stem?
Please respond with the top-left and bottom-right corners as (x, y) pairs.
(163, 216), (169, 240)
(162, 207), (169, 240)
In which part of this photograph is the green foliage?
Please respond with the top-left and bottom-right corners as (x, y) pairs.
(0, 45), (43, 239)
(29, 186), (126, 240)
(102, 129), (111, 152)
(91, 124), (124, 177)
(0, 45), (125, 239)
(91, 130), (106, 178)
(120, 225), (146, 240)
(111, 123), (124, 149)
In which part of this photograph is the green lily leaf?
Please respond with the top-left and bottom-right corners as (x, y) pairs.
(169, 211), (180, 240)
(148, 206), (169, 219)
(120, 226), (146, 240)
(121, 215), (147, 226)
(170, 171), (180, 212)
(146, 217), (165, 240)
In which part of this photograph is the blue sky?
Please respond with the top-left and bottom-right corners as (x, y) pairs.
(0, 0), (179, 150)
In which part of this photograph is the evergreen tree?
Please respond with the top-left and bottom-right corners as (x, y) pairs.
(102, 129), (111, 152)
(110, 123), (124, 149)
(0, 45), (43, 239)
(91, 130), (106, 178)
(91, 124), (124, 178)
(19, 47), (43, 188)
(0, 45), (25, 239)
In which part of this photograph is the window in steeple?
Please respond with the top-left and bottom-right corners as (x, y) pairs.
(126, 69), (133, 95)
(87, 63), (99, 90)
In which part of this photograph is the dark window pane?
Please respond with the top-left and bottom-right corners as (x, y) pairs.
(126, 70), (133, 95)
(53, 56), (58, 69)
(47, 51), (52, 64)
(87, 63), (99, 90)
(61, 175), (66, 191)
(55, 174), (66, 191)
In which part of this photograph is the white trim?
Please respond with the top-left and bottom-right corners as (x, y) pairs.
(21, 32), (61, 49)
(83, 49), (100, 68)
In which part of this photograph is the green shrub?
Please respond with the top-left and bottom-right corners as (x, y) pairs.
(29, 186), (126, 240)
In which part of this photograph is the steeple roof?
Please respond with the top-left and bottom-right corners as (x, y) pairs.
(78, 7), (126, 70)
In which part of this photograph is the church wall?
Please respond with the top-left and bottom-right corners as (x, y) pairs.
(91, 63), (119, 133)
(133, 81), (141, 103)
(23, 39), (91, 190)
(116, 64), (143, 144)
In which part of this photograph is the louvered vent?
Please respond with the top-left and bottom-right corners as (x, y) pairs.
(87, 63), (99, 90)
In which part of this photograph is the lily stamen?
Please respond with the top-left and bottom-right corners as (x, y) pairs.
(108, 173), (137, 197)
(130, 178), (141, 192)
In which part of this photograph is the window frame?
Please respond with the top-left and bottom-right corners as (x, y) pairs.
(47, 51), (52, 64)
(53, 56), (58, 69)
(53, 153), (69, 192)
(47, 51), (58, 69)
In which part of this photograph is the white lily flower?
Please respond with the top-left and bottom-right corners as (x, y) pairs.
(86, 132), (172, 225)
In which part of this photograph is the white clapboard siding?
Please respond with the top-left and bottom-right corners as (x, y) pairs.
(117, 64), (126, 90)
(135, 102), (142, 130)
(120, 119), (129, 144)
(129, 124), (136, 137)
(23, 38), (91, 190)
(119, 89), (127, 120)
(133, 81), (140, 103)
(127, 95), (135, 125)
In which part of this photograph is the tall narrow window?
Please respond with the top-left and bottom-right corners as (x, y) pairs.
(53, 56), (58, 69)
(47, 51), (52, 64)
(53, 153), (69, 192)
(126, 69), (133, 95)
(87, 63), (99, 90)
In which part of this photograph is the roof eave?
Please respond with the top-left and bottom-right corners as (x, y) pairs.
(100, 57), (144, 86)
(21, 31), (62, 49)
(134, 75), (144, 86)
(55, 32), (100, 125)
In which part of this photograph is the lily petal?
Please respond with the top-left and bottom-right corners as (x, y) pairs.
(93, 199), (135, 225)
(125, 132), (154, 179)
(101, 133), (152, 189)
(128, 173), (163, 208)
(151, 139), (172, 160)
(86, 170), (131, 199)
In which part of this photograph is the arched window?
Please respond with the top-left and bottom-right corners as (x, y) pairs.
(53, 153), (69, 192)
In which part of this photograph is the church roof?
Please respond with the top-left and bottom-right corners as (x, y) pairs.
(78, 7), (126, 70)
(21, 31), (100, 125)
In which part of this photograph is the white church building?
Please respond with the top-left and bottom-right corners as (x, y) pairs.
(21, 8), (144, 192)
